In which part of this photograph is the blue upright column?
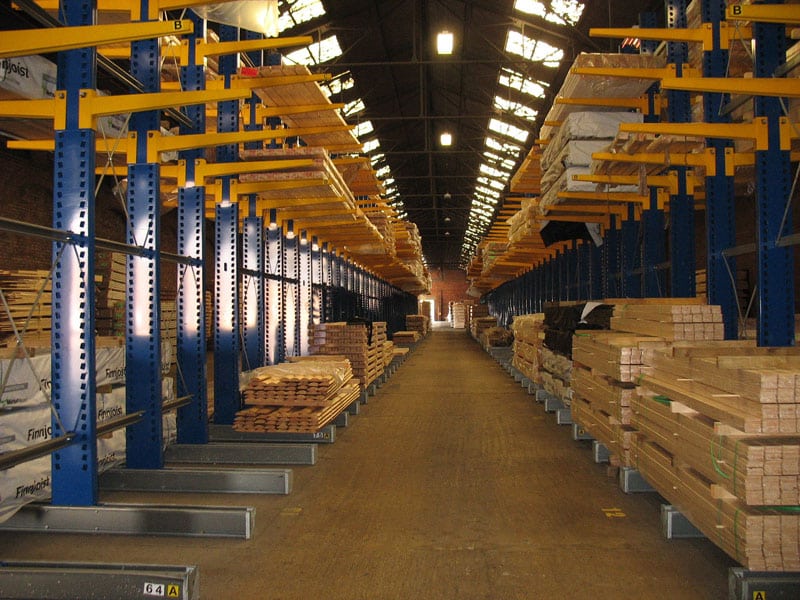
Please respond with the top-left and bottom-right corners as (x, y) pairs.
(753, 2), (794, 347)
(603, 218), (621, 298)
(642, 188), (665, 297)
(666, 0), (696, 297)
(214, 198), (240, 424)
(299, 231), (312, 355)
(283, 222), (300, 357)
(213, 23), (241, 420)
(125, 9), (162, 469)
(51, 0), (98, 505)
(242, 214), (264, 370)
(176, 10), (208, 444)
(621, 211), (640, 297)
(265, 211), (283, 364)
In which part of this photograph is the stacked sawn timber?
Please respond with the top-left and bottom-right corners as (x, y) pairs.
(0, 269), (52, 345)
(406, 314), (430, 337)
(392, 331), (420, 346)
(309, 321), (386, 390)
(540, 347), (573, 406)
(611, 302), (724, 341)
(571, 330), (664, 468)
(471, 316), (497, 340)
(511, 313), (545, 384)
(234, 358), (359, 433)
(632, 337), (800, 571)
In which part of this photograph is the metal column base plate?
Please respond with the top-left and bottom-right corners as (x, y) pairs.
(661, 505), (705, 539)
(619, 467), (654, 493)
(544, 395), (564, 413)
(0, 503), (253, 538)
(593, 441), (610, 464)
(359, 390), (369, 405)
(347, 400), (360, 416)
(0, 561), (199, 600)
(334, 411), (349, 427)
(527, 382), (538, 395)
(100, 467), (292, 495)
(729, 567), (800, 600)
(209, 424), (336, 444)
(572, 423), (593, 441)
(165, 443), (316, 465)
(556, 407), (572, 425)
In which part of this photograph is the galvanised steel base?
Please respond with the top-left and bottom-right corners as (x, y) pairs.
(208, 423), (336, 444)
(0, 561), (199, 600)
(572, 423), (593, 441)
(334, 412), (349, 427)
(165, 443), (316, 465)
(592, 441), (610, 464)
(346, 400), (360, 416)
(99, 467), (292, 495)
(729, 568), (800, 600)
(660, 505), (704, 539)
(0, 503), (254, 538)
(619, 467), (654, 493)
(555, 407), (572, 425)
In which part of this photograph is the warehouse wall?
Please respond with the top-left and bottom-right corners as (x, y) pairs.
(429, 268), (469, 321)
(0, 140), (191, 300)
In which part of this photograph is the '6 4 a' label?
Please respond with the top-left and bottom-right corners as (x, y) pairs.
(143, 582), (180, 597)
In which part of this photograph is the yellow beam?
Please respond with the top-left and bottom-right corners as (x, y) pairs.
(180, 158), (315, 187)
(619, 118), (793, 151)
(572, 172), (704, 192)
(0, 19), (191, 59)
(589, 22), (749, 51)
(571, 64), (701, 80)
(195, 36), (313, 59)
(557, 191), (649, 204)
(726, 4), (800, 25)
(556, 94), (664, 114)
(661, 77), (800, 98)
(0, 98), (55, 119)
(231, 179), (330, 196)
(32, 0), (253, 21)
(242, 103), (347, 125)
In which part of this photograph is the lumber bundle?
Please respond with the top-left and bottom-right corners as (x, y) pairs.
(234, 381), (361, 434)
(481, 327), (513, 349)
(0, 269), (52, 344)
(95, 251), (127, 337)
(540, 347), (573, 405)
(632, 435), (800, 571)
(241, 358), (352, 407)
(392, 331), (420, 346)
(406, 314), (430, 337)
(572, 330), (664, 383)
(611, 303), (724, 341)
(511, 313), (545, 383)
(471, 316), (498, 340)
(631, 339), (800, 570)
(309, 321), (386, 389)
(451, 302), (466, 329)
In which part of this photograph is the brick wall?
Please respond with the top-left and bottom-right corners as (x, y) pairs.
(428, 269), (469, 321)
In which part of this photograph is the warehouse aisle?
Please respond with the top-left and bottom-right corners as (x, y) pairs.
(0, 329), (734, 599)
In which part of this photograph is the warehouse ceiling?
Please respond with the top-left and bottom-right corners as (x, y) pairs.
(1, 0), (663, 272)
(276, 0), (666, 270)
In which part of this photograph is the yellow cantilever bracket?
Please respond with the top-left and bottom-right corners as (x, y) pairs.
(571, 63), (701, 81)
(33, 0), (272, 22)
(231, 178), (330, 196)
(589, 22), (750, 51)
(0, 19), (191, 59)
(557, 191), (649, 204)
(160, 73), (332, 91)
(619, 118), (794, 151)
(726, 4), (800, 25)
(177, 158), (315, 187)
(660, 77), (800, 98)
(591, 148), (733, 176)
(556, 94), (665, 115)
(239, 103), (347, 125)
(572, 172), (704, 193)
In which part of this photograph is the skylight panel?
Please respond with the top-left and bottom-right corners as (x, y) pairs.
(322, 76), (355, 97)
(285, 34), (342, 65)
(362, 138), (381, 153)
(488, 118), (529, 143)
(353, 120), (373, 137)
(505, 30), (563, 67)
(480, 164), (510, 179)
(494, 96), (538, 121)
(514, 0), (585, 26)
(375, 165), (391, 178)
(478, 176), (506, 191)
(278, 0), (326, 32)
(498, 68), (548, 98)
(369, 153), (385, 165)
(343, 99), (366, 116)
(485, 136), (522, 156)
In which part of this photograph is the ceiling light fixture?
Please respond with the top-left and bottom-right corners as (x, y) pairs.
(437, 30), (454, 55)
(440, 132), (452, 146)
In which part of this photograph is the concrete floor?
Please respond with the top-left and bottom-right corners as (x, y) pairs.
(0, 328), (735, 599)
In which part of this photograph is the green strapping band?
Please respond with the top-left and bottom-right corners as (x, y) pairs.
(710, 435), (731, 479)
(636, 373), (646, 385)
(733, 439), (741, 497)
(651, 395), (671, 406)
(575, 333), (590, 337)
(752, 505), (800, 513)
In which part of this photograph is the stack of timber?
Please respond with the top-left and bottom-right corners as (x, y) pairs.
(611, 301), (724, 341)
(540, 347), (574, 406)
(382, 340), (395, 368)
(392, 331), (420, 346)
(481, 327), (513, 349)
(632, 340), (800, 571)
(406, 314), (430, 337)
(451, 302), (466, 329)
(571, 330), (665, 467)
(309, 321), (386, 390)
(95, 251), (127, 337)
(0, 270), (52, 345)
(160, 297), (177, 363)
(234, 358), (359, 433)
(511, 313), (545, 384)
(467, 303), (490, 333)
(471, 316), (498, 341)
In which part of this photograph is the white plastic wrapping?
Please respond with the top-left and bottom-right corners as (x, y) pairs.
(541, 111), (644, 171)
(193, 1), (280, 37)
(0, 55), (56, 100)
(540, 139), (611, 173)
